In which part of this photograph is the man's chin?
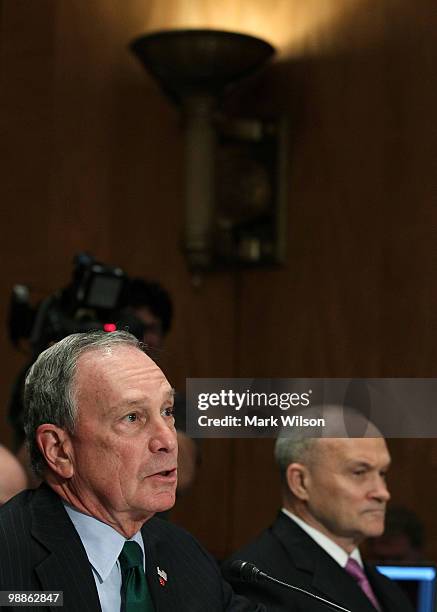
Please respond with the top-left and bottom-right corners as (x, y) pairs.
(152, 491), (177, 513)
(362, 518), (385, 538)
(130, 493), (176, 523)
(160, 496), (176, 512)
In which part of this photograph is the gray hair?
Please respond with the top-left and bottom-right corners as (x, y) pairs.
(274, 404), (381, 488)
(274, 437), (317, 484)
(24, 330), (141, 477)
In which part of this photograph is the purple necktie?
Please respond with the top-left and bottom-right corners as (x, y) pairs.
(345, 557), (382, 611)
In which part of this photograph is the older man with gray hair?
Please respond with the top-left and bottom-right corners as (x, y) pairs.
(224, 406), (414, 612)
(0, 330), (264, 612)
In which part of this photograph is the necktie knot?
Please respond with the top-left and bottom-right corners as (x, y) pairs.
(345, 558), (365, 582)
(119, 541), (144, 571)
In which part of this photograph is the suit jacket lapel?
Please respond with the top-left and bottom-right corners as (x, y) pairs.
(366, 563), (399, 612)
(141, 520), (180, 612)
(30, 485), (101, 612)
(311, 554), (377, 612)
(272, 513), (379, 612)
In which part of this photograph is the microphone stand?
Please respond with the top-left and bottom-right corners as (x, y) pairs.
(230, 560), (352, 612)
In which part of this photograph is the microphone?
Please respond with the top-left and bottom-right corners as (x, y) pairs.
(228, 560), (352, 612)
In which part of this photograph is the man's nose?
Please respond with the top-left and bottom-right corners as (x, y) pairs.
(149, 417), (177, 454)
(371, 476), (391, 502)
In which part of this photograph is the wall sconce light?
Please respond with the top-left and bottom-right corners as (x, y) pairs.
(130, 29), (287, 273)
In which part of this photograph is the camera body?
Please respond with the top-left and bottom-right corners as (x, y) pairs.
(8, 253), (145, 356)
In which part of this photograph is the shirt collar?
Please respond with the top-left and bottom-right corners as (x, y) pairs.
(64, 502), (145, 582)
(281, 508), (363, 568)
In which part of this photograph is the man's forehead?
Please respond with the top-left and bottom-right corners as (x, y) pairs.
(78, 344), (149, 365)
(75, 344), (167, 386)
(316, 437), (390, 464)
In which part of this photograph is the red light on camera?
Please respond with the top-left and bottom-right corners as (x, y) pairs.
(103, 323), (117, 332)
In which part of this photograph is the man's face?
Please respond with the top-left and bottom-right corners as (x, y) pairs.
(68, 345), (177, 527)
(302, 438), (391, 548)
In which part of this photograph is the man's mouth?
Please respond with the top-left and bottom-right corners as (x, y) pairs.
(148, 468), (177, 479)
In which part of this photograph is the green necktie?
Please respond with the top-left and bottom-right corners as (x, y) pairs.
(119, 541), (155, 612)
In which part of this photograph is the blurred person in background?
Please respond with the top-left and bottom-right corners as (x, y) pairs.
(0, 445), (27, 505)
(365, 505), (425, 563)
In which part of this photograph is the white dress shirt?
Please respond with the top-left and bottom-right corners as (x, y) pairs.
(281, 508), (363, 568)
(64, 503), (145, 612)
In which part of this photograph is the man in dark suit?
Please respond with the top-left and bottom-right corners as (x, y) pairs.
(224, 411), (414, 612)
(0, 330), (264, 612)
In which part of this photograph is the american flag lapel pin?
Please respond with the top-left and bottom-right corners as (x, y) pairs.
(157, 566), (168, 586)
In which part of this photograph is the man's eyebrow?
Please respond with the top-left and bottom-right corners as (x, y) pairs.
(108, 388), (175, 413)
(347, 459), (391, 469)
(347, 461), (372, 469)
(106, 398), (145, 415)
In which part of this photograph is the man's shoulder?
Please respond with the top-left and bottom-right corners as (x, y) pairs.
(0, 488), (34, 530)
(0, 483), (64, 517)
(0, 485), (73, 559)
(0, 489), (43, 587)
(228, 527), (279, 563)
(226, 512), (313, 569)
(0, 487), (34, 508)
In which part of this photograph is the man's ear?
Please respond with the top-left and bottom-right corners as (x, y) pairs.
(36, 424), (74, 479)
(286, 462), (310, 500)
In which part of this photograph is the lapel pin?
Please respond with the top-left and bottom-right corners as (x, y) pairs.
(157, 566), (168, 586)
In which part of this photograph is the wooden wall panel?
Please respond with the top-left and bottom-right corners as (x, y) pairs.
(387, 440), (437, 562)
(227, 0), (437, 559)
(0, 0), (57, 447)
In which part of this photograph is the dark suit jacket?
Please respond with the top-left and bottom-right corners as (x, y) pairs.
(223, 512), (414, 612)
(0, 485), (264, 612)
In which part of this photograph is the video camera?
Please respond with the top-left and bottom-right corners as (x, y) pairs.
(8, 252), (145, 356)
